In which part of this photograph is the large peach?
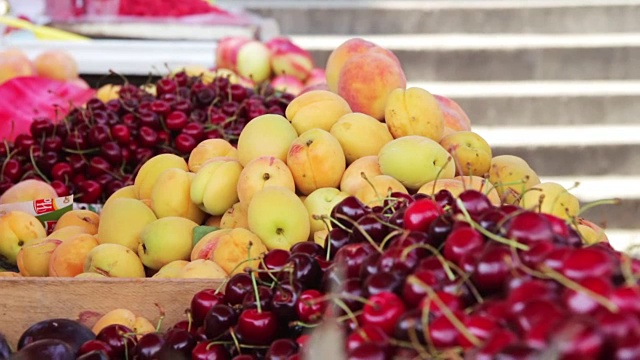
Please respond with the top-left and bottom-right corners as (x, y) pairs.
(190, 158), (243, 216)
(385, 87), (444, 140)
(151, 168), (207, 224)
(53, 210), (100, 235)
(17, 239), (62, 277)
(0, 179), (57, 205)
(353, 174), (408, 208)
(190, 228), (267, 275)
(287, 129), (346, 195)
(339, 155), (383, 196)
(434, 94), (472, 136)
(138, 217), (198, 270)
(236, 41), (272, 83)
(237, 114), (298, 166)
(378, 136), (455, 191)
(84, 243), (146, 278)
(102, 185), (137, 209)
(134, 154), (189, 200)
(49, 234), (99, 277)
(337, 48), (406, 120)
(220, 202), (250, 230)
(488, 155), (541, 204)
(188, 139), (238, 173)
(266, 37), (314, 81)
(0, 211), (47, 265)
(97, 198), (157, 252)
(325, 38), (377, 92)
(0, 48), (34, 84)
(216, 36), (252, 72)
(330, 112), (393, 164)
(439, 131), (492, 176)
(285, 90), (352, 134)
(33, 50), (79, 81)
(237, 156), (296, 205)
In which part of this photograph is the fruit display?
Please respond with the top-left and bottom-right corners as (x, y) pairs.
(0, 69), (294, 204)
(215, 36), (325, 96)
(0, 36), (625, 359)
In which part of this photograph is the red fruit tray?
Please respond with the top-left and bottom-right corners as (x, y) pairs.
(0, 277), (223, 348)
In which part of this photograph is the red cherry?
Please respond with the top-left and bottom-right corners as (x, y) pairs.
(50, 180), (69, 197)
(76, 180), (102, 204)
(138, 126), (159, 148)
(236, 309), (278, 345)
(346, 324), (389, 353)
(429, 311), (466, 349)
(2, 159), (22, 183)
(561, 247), (616, 281)
(295, 289), (326, 324)
(165, 111), (189, 131)
(51, 162), (72, 182)
(182, 122), (205, 142)
(505, 211), (555, 246)
(443, 227), (485, 266)
(191, 341), (230, 360)
(562, 277), (612, 315)
(457, 314), (498, 349)
(190, 289), (223, 327)
(403, 198), (443, 233)
(333, 243), (376, 279)
(77, 339), (114, 357)
(361, 292), (405, 336)
(175, 133), (198, 154)
(402, 270), (439, 308)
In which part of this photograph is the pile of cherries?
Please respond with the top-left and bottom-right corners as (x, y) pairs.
(4, 189), (639, 360)
(0, 72), (294, 204)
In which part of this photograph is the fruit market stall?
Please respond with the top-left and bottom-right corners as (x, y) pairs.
(0, 2), (637, 358)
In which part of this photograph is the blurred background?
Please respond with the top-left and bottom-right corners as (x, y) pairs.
(2, 0), (639, 249)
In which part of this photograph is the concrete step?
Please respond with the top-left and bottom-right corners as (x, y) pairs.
(290, 34), (640, 81)
(220, 0), (640, 35)
(474, 125), (640, 177)
(410, 81), (640, 126)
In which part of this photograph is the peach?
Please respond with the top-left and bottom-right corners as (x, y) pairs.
(53, 210), (100, 235)
(179, 259), (228, 279)
(190, 158), (243, 216)
(305, 68), (327, 88)
(354, 174), (408, 208)
(134, 153), (189, 200)
(237, 114), (298, 166)
(313, 229), (328, 247)
(33, 50), (79, 81)
(339, 155), (383, 196)
(304, 188), (349, 234)
(237, 156), (296, 205)
(91, 308), (154, 336)
(0, 211), (47, 265)
(285, 90), (352, 135)
(0, 48), (34, 84)
(216, 36), (252, 72)
(287, 129), (346, 195)
(103, 185), (137, 208)
(188, 139), (238, 173)
(47, 225), (92, 242)
(0, 179), (58, 205)
(191, 228), (267, 275)
(17, 239), (62, 277)
(330, 112), (393, 164)
(97, 198), (157, 252)
(151, 168), (207, 224)
(325, 38), (377, 93)
(236, 41), (272, 83)
(385, 87), (444, 140)
(49, 233), (99, 277)
(266, 37), (314, 81)
(337, 49), (406, 121)
(271, 75), (305, 96)
(220, 202), (250, 230)
(439, 131), (492, 176)
(84, 243), (146, 278)
(520, 182), (580, 220)
(434, 94), (472, 137)
(488, 155), (541, 204)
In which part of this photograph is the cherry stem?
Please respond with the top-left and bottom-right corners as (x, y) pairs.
(153, 303), (166, 333)
(258, 255), (282, 285)
(577, 198), (622, 217)
(229, 327), (242, 355)
(317, 214), (351, 233)
(540, 264), (619, 313)
(410, 276), (482, 347)
(250, 271), (262, 313)
(619, 253), (638, 288)
(330, 297), (359, 328)
(29, 147), (51, 183)
(288, 320), (320, 329)
(359, 171), (383, 206)
(379, 229), (405, 249)
(334, 214), (383, 254)
(454, 198), (530, 251)
(400, 242), (456, 281)
(445, 261), (485, 304)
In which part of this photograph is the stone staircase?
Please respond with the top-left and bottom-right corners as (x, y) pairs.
(221, 0), (640, 250)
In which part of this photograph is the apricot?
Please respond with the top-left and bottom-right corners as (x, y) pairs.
(53, 210), (100, 235)
(325, 38), (377, 92)
(285, 90), (352, 134)
(0, 48), (34, 84)
(0, 179), (57, 205)
(49, 234), (99, 277)
(33, 50), (79, 81)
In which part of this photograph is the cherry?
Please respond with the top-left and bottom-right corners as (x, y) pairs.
(350, 213), (390, 244)
(611, 286), (640, 314)
(229, 84), (248, 103)
(361, 292), (405, 335)
(549, 316), (605, 359)
(393, 309), (425, 345)
(428, 215), (454, 245)
(50, 180), (70, 196)
(88, 125), (111, 147)
(458, 314), (498, 349)
(196, 88), (216, 106)
(347, 342), (387, 360)
(224, 273), (254, 305)
(295, 289), (326, 324)
(363, 271), (403, 297)
(286, 253), (321, 289)
(204, 304), (237, 340)
(156, 78), (177, 96)
(333, 243), (376, 279)
(562, 276), (612, 315)
(403, 198), (443, 233)
(30, 117), (55, 139)
(43, 136), (63, 153)
(236, 309), (278, 345)
(402, 270), (439, 308)
(163, 327), (196, 357)
(331, 196), (370, 229)
(138, 126), (159, 148)
(259, 249), (290, 282)
(151, 100), (172, 117)
(76, 180), (102, 204)
(505, 211), (555, 246)
(50, 162), (72, 182)
(324, 227), (352, 259)
(14, 134), (36, 155)
(494, 343), (541, 359)
(36, 151), (59, 173)
(191, 289), (223, 327)
(175, 133), (198, 154)
(134, 148), (154, 163)
(506, 279), (558, 314)
(134, 332), (165, 360)
(443, 227), (485, 266)
(375, 246), (419, 276)
(472, 328), (519, 359)
(96, 324), (137, 359)
(271, 284), (299, 322)
(614, 332), (640, 359)
(242, 285), (273, 311)
(87, 157), (112, 177)
(513, 299), (565, 334)
(560, 247), (615, 281)
(290, 241), (325, 258)
(182, 121), (206, 142)
(100, 142), (122, 166)
(265, 338), (298, 360)
(519, 240), (555, 269)
(191, 341), (230, 360)
(94, 174), (114, 189)
(434, 189), (455, 209)
(77, 340), (114, 358)
(472, 245), (519, 294)
(454, 190), (493, 217)
(2, 159), (22, 183)
(429, 311), (465, 349)
(139, 111), (161, 129)
(594, 309), (640, 344)
(166, 111), (189, 131)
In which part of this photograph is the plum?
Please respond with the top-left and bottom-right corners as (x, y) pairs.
(17, 318), (95, 353)
(76, 350), (110, 360)
(10, 339), (74, 360)
(0, 332), (11, 359)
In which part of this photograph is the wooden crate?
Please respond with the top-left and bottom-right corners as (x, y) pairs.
(0, 277), (224, 348)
